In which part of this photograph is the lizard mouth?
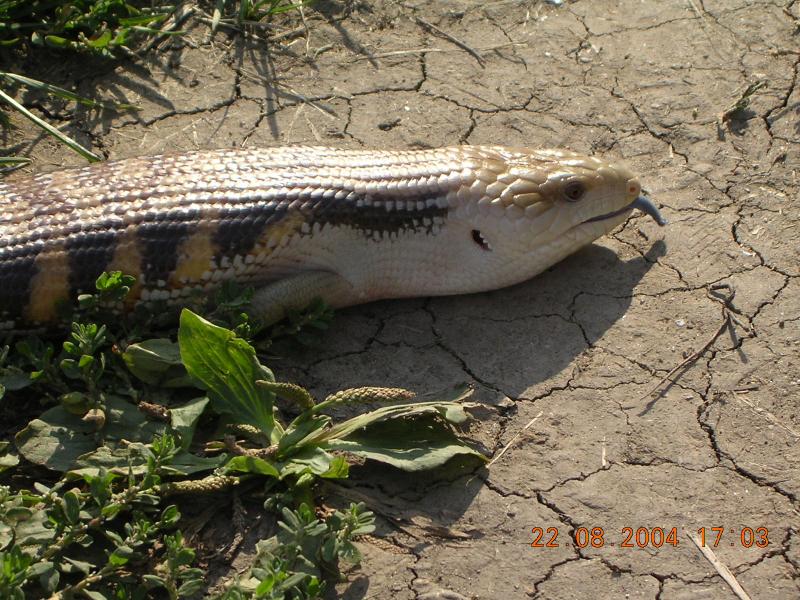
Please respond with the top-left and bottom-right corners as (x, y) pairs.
(584, 195), (667, 226)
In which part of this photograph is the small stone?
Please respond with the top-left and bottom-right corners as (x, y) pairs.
(675, 319), (686, 327)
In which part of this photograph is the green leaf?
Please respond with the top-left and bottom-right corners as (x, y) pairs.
(62, 557), (94, 574)
(278, 414), (330, 454)
(60, 391), (91, 415)
(101, 504), (123, 519)
(1, 72), (138, 111)
(320, 455), (349, 479)
(177, 579), (205, 596)
(225, 455), (280, 478)
(276, 446), (338, 478)
(123, 338), (191, 387)
(169, 397), (209, 449)
(109, 546), (132, 566)
(178, 310), (280, 442)
(62, 490), (81, 523)
(312, 399), (476, 445)
(160, 505), (180, 527)
(142, 574), (166, 588)
(71, 445), (224, 477)
(338, 540), (362, 564)
(15, 396), (165, 471)
(0, 371), (33, 392)
(35, 561), (59, 592)
(322, 414), (486, 472)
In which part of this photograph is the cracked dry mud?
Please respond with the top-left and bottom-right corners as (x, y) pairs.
(4, 0), (799, 598)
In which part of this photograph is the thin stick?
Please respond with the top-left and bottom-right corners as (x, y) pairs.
(687, 532), (752, 600)
(488, 411), (543, 467)
(733, 392), (800, 439)
(633, 314), (730, 404)
(414, 16), (486, 68)
(347, 42), (524, 62)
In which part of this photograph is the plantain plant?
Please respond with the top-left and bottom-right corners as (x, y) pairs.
(0, 273), (486, 598)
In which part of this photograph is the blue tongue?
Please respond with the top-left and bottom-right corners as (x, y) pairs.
(584, 195), (667, 226)
(631, 195), (668, 226)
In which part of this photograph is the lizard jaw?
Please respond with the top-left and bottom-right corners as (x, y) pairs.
(584, 195), (667, 226)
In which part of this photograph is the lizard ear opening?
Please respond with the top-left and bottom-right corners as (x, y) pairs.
(471, 229), (492, 251)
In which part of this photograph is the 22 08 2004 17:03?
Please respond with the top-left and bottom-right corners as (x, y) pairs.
(529, 526), (770, 549)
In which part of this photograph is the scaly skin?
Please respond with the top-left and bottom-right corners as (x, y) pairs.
(0, 145), (664, 330)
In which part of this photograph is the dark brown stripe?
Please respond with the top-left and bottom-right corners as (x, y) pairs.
(138, 215), (198, 286)
(313, 196), (449, 236)
(65, 230), (121, 298)
(213, 205), (285, 262)
(0, 247), (41, 320)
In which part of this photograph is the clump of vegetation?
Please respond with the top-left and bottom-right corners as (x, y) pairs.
(0, 273), (485, 598)
(0, 5), (483, 597)
(0, 1), (304, 57)
(0, 0), (175, 57)
(0, 0), (307, 164)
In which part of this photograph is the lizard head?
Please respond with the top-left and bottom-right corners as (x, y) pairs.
(448, 147), (666, 292)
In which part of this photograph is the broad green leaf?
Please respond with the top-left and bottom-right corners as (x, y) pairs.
(142, 574), (166, 588)
(278, 414), (330, 455)
(2, 510), (54, 551)
(178, 310), (281, 442)
(62, 490), (80, 523)
(311, 400), (478, 445)
(71, 445), (224, 477)
(177, 579), (205, 596)
(169, 397), (209, 449)
(123, 338), (191, 387)
(0, 371), (33, 392)
(15, 396), (165, 471)
(34, 561), (59, 592)
(322, 416), (485, 471)
(320, 455), (349, 479)
(275, 445), (338, 478)
(62, 557), (93, 574)
(225, 455), (280, 478)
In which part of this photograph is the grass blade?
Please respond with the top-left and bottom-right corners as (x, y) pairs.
(1, 72), (139, 111)
(0, 155), (30, 172)
(0, 88), (101, 162)
(0, 156), (30, 166)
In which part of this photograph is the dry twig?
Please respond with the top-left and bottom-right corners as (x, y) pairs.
(414, 16), (486, 68)
(634, 284), (742, 406)
(346, 42), (524, 62)
(488, 411), (543, 467)
(687, 532), (752, 600)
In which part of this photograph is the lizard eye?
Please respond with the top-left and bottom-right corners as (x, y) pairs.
(563, 180), (586, 202)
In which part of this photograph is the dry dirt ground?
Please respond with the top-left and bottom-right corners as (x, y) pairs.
(5, 0), (799, 598)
